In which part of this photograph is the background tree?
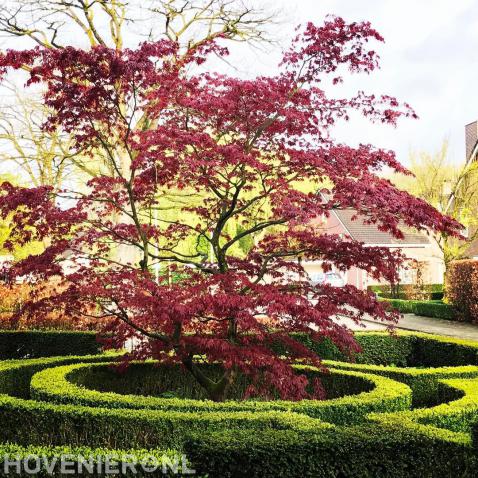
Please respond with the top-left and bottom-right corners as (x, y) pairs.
(0, 0), (277, 50)
(0, 0), (278, 180)
(0, 0), (279, 263)
(392, 140), (478, 270)
(0, 17), (461, 402)
(0, 84), (92, 189)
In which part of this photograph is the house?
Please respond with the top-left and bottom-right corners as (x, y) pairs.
(301, 206), (444, 291)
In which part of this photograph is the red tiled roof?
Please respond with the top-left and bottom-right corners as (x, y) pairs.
(333, 209), (430, 245)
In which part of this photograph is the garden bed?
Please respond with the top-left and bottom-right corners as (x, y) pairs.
(0, 330), (478, 476)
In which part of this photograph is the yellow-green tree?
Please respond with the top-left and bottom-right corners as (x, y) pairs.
(392, 140), (478, 270)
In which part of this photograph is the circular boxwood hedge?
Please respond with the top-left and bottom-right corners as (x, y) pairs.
(1, 330), (478, 477)
(29, 362), (412, 424)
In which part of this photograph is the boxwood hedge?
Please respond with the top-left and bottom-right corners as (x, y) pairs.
(369, 377), (478, 433)
(184, 422), (476, 478)
(0, 330), (101, 359)
(326, 360), (478, 407)
(1, 330), (478, 476)
(0, 443), (187, 478)
(378, 298), (455, 319)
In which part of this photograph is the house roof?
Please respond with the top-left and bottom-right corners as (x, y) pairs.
(332, 209), (430, 246)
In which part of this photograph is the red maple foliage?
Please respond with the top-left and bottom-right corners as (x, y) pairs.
(0, 17), (462, 401)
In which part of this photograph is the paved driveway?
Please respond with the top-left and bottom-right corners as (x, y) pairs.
(359, 314), (478, 341)
(333, 313), (478, 341)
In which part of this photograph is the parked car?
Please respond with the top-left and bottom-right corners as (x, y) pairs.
(309, 272), (345, 288)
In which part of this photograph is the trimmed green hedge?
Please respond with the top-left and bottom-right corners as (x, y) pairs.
(184, 422), (475, 478)
(380, 298), (416, 314)
(2, 330), (478, 476)
(0, 354), (335, 450)
(0, 392), (329, 449)
(0, 330), (101, 359)
(289, 331), (478, 369)
(370, 377), (478, 434)
(280, 331), (415, 366)
(319, 333), (478, 406)
(327, 359), (478, 407)
(0, 443), (186, 477)
(184, 348), (478, 476)
(29, 363), (412, 425)
(379, 298), (455, 319)
(0, 354), (118, 398)
(413, 301), (455, 319)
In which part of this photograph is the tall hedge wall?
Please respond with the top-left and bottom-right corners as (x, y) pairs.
(0, 330), (101, 359)
(447, 260), (478, 323)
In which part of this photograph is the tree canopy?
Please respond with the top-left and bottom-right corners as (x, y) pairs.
(0, 17), (462, 401)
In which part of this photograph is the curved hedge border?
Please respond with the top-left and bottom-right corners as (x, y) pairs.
(0, 353), (119, 398)
(0, 391), (328, 450)
(184, 332), (478, 476)
(378, 298), (455, 319)
(185, 420), (476, 478)
(369, 377), (478, 434)
(316, 332), (478, 406)
(29, 362), (412, 425)
(325, 359), (478, 406)
(0, 356), (332, 449)
(298, 331), (478, 367)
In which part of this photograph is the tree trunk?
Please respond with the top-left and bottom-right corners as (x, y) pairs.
(182, 357), (237, 402)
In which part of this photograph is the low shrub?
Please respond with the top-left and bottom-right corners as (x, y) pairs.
(2, 331), (478, 476)
(290, 331), (478, 369)
(185, 365), (478, 476)
(325, 332), (478, 405)
(379, 298), (416, 314)
(0, 354), (117, 398)
(0, 354), (332, 450)
(409, 334), (478, 367)
(366, 377), (478, 438)
(34, 361), (374, 401)
(447, 260), (478, 323)
(0, 392), (329, 450)
(327, 359), (478, 407)
(379, 298), (455, 319)
(412, 301), (455, 319)
(405, 377), (478, 433)
(0, 330), (101, 359)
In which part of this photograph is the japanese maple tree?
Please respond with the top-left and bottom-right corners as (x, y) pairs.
(0, 17), (461, 401)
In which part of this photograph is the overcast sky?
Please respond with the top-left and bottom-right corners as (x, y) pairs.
(227, 0), (478, 166)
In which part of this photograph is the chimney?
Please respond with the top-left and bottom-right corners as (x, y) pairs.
(465, 121), (478, 161)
